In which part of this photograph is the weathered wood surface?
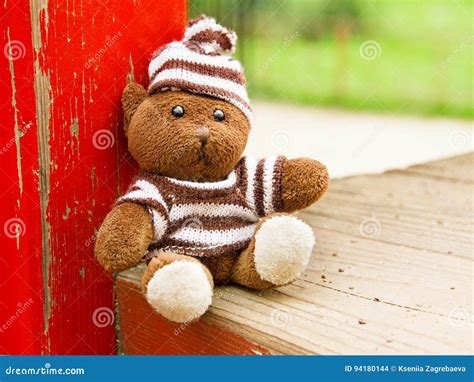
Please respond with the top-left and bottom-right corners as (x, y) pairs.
(117, 153), (473, 355)
(1, 0), (185, 354)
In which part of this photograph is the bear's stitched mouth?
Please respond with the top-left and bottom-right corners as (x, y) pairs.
(177, 144), (211, 167)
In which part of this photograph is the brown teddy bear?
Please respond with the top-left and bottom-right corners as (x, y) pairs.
(95, 15), (329, 323)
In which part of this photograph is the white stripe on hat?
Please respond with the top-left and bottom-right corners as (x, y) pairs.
(148, 42), (242, 79)
(183, 17), (237, 52)
(184, 17), (218, 40)
(147, 16), (252, 126)
(150, 68), (249, 104)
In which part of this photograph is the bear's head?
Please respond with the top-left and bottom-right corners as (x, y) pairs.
(122, 16), (251, 182)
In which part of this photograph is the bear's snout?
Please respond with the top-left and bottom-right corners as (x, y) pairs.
(195, 126), (210, 144)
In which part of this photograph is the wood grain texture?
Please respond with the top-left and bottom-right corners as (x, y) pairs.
(117, 273), (271, 355)
(117, 154), (473, 355)
(0, 0), (185, 354)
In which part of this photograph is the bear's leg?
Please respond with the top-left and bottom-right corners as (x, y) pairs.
(231, 214), (315, 289)
(142, 252), (214, 323)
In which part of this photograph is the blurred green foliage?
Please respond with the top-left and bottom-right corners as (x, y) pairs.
(189, 0), (473, 118)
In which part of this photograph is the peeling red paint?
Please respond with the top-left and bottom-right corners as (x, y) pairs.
(0, 0), (186, 354)
(117, 279), (272, 355)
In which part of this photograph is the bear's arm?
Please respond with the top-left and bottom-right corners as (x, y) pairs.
(95, 203), (154, 273)
(280, 158), (329, 213)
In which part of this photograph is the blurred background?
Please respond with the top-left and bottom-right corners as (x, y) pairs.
(189, 0), (473, 177)
(189, 0), (472, 118)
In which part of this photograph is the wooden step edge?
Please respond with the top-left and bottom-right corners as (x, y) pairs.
(116, 269), (272, 355)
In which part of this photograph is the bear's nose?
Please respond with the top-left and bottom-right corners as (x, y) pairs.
(195, 126), (210, 144)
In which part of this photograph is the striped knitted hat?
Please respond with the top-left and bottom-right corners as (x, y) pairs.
(148, 15), (252, 124)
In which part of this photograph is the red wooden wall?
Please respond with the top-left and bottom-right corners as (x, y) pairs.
(0, 0), (185, 354)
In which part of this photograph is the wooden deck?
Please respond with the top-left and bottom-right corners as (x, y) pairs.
(116, 153), (473, 355)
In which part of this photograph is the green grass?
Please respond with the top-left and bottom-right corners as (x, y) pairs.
(245, 35), (472, 118)
(190, 0), (473, 118)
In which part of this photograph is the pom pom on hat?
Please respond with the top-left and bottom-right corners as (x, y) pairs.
(183, 15), (237, 55)
(147, 15), (252, 125)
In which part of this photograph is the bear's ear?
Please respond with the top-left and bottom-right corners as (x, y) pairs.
(122, 82), (147, 134)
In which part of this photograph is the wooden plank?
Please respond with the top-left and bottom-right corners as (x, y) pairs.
(117, 274), (271, 355)
(0, 2), (46, 354)
(0, 0), (186, 354)
(400, 153), (473, 183)
(117, 154), (473, 354)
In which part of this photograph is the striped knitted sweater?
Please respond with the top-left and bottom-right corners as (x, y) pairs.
(116, 156), (285, 258)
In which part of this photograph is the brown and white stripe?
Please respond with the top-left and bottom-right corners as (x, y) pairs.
(147, 16), (252, 124)
(183, 15), (237, 54)
(116, 179), (169, 243)
(241, 156), (285, 217)
(116, 156), (286, 258)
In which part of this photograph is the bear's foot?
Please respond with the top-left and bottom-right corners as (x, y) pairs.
(254, 215), (314, 284)
(232, 214), (315, 289)
(143, 252), (213, 323)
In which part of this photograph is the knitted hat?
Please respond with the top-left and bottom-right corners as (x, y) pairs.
(148, 15), (252, 124)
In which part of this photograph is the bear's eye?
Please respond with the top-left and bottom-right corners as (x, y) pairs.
(213, 109), (225, 122)
(171, 105), (185, 118)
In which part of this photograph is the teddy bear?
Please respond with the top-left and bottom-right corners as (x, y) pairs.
(95, 15), (329, 324)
